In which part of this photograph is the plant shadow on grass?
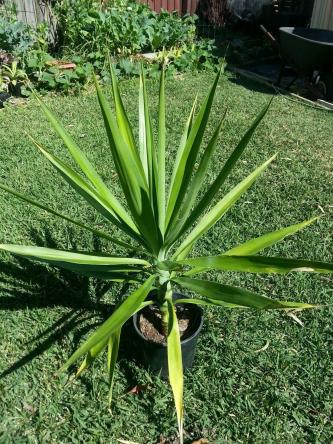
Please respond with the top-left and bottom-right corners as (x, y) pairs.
(228, 73), (277, 96)
(0, 226), (142, 387)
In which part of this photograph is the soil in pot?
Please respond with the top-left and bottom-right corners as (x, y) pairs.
(138, 303), (197, 345)
(133, 295), (203, 377)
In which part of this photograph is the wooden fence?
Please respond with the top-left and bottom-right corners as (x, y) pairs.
(1, 0), (53, 26)
(1, 0), (57, 40)
(140, 0), (229, 28)
(140, 0), (199, 14)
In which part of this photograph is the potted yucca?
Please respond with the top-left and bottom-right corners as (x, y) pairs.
(0, 64), (332, 444)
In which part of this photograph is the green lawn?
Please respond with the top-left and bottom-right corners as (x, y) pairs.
(0, 72), (332, 444)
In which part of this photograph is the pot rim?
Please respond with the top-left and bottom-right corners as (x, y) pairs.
(132, 292), (204, 348)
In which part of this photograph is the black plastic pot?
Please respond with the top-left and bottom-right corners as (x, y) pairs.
(132, 293), (203, 378)
(8, 82), (23, 96)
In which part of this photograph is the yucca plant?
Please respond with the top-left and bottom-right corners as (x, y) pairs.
(1, 65), (332, 443)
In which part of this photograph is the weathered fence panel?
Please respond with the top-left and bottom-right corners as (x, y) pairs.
(2, 0), (52, 26)
(140, 0), (199, 14)
(1, 0), (57, 40)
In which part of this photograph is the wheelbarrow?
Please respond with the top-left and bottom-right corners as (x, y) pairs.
(260, 25), (333, 93)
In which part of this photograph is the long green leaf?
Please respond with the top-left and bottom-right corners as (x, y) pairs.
(167, 299), (184, 444)
(139, 70), (148, 179)
(157, 68), (166, 235)
(184, 217), (319, 276)
(224, 217), (319, 256)
(166, 68), (222, 230)
(110, 64), (161, 245)
(0, 183), (134, 250)
(76, 302), (153, 379)
(139, 66), (158, 212)
(178, 99), (272, 237)
(180, 255), (333, 274)
(168, 94), (197, 195)
(76, 337), (108, 378)
(94, 77), (161, 254)
(31, 139), (143, 244)
(176, 243), (194, 262)
(174, 297), (245, 308)
(109, 61), (136, 154)
(173, 154), (277, 259)
(59, 275), (156, 371)
(75, 329), (121, 408)
(71, 270), (140, 282)
(173, 276), (315, 309)
(108, 328), (121, 406)
(34, 93), (135, 230)
(166, 111), (227, 245)
(0, 244), (150, 271)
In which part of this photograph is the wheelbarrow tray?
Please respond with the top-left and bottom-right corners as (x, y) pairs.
(279, 27), (333, 75)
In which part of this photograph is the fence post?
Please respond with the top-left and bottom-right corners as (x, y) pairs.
(4, 0), (52, 26)
(3, 0), (57, 41)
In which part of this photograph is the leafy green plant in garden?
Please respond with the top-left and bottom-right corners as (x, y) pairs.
(0, 52), (93, 96)
(24, 53), (94, 94)
(55, 0), (196, 58)
(0, 60), (27, 94)
(0, 7), (48, 58)
(1, 66), (332, 443)
(0, 6), (91, 95)
(37, 65), (93, 93)
(108, 40), (220, 82)
(158, 39), (221, 75)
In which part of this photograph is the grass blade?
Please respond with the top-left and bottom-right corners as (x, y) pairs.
(167, 299), (184, 444)
(173, 155), (277, 259)
(179, 99), (272, 236)
(173, 277), (315, 309)
(59, 275), (156, 371)
(0, 183), (135, 250)
(224, 217), (319, 256)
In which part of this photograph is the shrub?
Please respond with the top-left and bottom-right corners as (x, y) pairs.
(54, 0), (196, 57)
(23, 51), (93, 94)
(0, 7), (48, 57)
